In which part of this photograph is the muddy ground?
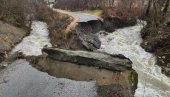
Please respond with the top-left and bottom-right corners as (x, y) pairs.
(141, 25), (170, 76)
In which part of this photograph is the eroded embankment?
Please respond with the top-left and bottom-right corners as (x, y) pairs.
(29, 48), (138, 97)
(141, 25), (170, 77)
(98, 20), (170, 97)
(0, 11), (139, 97)
(56, 17), (137, 51)
(0, 21), (30, 63)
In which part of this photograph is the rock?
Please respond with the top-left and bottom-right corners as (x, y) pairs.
(0, 51), (26, 71)
(30, 53), (137, 97)
(0, 51), (5, 62)
(97, 84), (134, 97)
(162, 66), (170, 77)
(67, 21), (102, 51)
(76, 21), (102, 50)
(97, 31), (109, 36)
(65, 17), (137, 51)
(42, 47), (132, 72)
(79, 33), (101, 51)
(166, 22), (170, 27)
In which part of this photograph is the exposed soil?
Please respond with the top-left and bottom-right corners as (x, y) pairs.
(141, 25), (170, 77)
(54, 16), (137, 51)
(0, 21), (30, 63)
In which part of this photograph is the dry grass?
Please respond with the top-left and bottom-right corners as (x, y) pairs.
(0, 21), (28, 62)
(102, 0), (145, 21)
(47, 11), (72, 46)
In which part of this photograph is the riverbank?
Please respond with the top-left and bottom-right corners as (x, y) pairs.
(46, 9), (73, 46)
(0, 21), (30, 63)
(141, 25), (170, 77)
(52, 9), (138, 51)
(29, 47), (137, 97)
(98, 20), (170, 97)
(0, 19), (138, 97)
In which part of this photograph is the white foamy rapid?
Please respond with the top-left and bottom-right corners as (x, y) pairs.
(8, 21), (97, 97)
(98, 20), (170, 97)
(12, 21), (52, 56)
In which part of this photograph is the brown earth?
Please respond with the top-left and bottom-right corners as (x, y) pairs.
(141, 25), (170, 77)
(0, 21), (29, 63)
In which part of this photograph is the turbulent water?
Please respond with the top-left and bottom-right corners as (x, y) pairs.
(8, 17), (170, 97)
(12, 21), (52, 56)
(6, 21), (97, 97)
(98, 20), (170, 97)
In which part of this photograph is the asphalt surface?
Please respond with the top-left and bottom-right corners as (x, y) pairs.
(54, 9), (98, 22)
(0, 60), (97, 97)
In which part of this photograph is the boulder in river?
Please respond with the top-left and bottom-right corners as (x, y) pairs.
(66, 22), (102, 51)
(79, 33), (101, 51)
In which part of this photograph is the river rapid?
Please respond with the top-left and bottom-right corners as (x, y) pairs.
(98, 20), (170, 97)
(2, 21), (97, 97)
(11, 21), (52, 56)
(4, 13), (170, 97)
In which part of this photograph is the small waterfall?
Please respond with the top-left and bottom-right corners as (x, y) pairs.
(98, 20), (170, 97)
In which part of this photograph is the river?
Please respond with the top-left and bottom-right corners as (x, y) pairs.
(0, 21), (97, 97)
(98, 20), (170, 97)
(11, 21), (52, 56)
(0, 11), (169, 97)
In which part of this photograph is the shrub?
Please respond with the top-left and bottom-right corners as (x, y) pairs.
(0, 0), (52, 27)
(102, 0), (145, 21)
(48, 13), (72, 46)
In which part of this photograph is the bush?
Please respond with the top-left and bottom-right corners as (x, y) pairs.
(48, 13), (72, 46)
(53, 0), (111, 11)
(0, 0), (52, 27)
(102, 0), (145, 21)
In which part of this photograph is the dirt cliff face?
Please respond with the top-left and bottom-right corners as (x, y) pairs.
(29, 50), (138, 97)
(141, 25), (170, 77)
(0, 21), (29, 62)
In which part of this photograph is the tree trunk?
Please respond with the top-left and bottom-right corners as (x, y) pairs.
(162, 0), (170, 16)
(145, 0), (152, 17)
